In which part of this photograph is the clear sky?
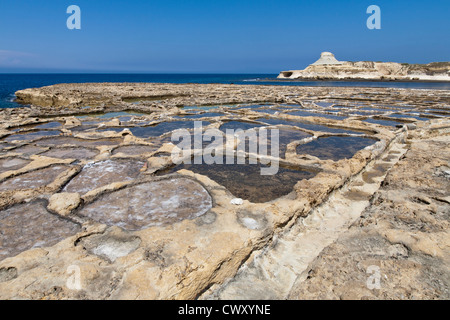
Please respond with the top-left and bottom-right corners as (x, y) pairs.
(0, 0), (449, 73)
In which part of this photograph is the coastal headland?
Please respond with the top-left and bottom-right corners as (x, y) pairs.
(278, 52), (450, 82)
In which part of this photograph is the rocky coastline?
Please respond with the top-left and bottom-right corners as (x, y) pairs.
(278, 52), (450, 82)
(0, 82), (448, 299)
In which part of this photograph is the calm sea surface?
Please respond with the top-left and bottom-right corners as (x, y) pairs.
(1, 73), (449, 108)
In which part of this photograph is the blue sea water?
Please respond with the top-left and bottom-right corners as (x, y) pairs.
(1, 73), (449, 109)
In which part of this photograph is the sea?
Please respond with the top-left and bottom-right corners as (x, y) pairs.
(1, 73), (450, 109)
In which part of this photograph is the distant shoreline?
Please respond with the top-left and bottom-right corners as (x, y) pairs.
(277, 52), (450, 83)
(260, 77), (450, 83)
(2, 74), (450, 109)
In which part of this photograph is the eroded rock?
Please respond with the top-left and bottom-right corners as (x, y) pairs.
(48, 192), (81, 216)
(79, 227), (141, 262)
(237, 209), (268, 230)
(0, 82), (447, 300)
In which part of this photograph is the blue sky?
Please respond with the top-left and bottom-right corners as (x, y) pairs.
(0, 0), (449, 73)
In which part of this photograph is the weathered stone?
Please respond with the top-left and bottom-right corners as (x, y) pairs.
(287, 131), (450, 300)
(388, 244), (409, 259)
(48, 192), (81, 216)
(0, 267), (18, 283)
(64, 117), (82, 127)
(0, 82), (447, 300)
(103, 118), (120, 127)
(79, 227), (141, 262)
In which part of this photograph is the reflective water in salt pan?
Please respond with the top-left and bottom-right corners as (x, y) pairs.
(233, 104), (263, 110)
(362, 118), (402, 128)
(297, 136), (377, 161)
(220, 121), (265, 132)
(183, 105), (223, 110)
(287, 110), (347, 120)
(12, 122), (62, 132)
(270, 129), (312, 158)
(259, 118), (364, 134)
(390, 113), (431, 121)
(254, 108), (281, 115)
(76, 111), (149, 120)
(35, 136), (122, 147)
(229, 128), (312, 158)
(313, 102), (335, 108)
(164, 156), (316, 203)
(5, 130), (61, 142)
(35, 122), (62, 129)
(104, 121), (211, 138)
(360, 107), (389, 112)
(177, 112), (225, 119)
